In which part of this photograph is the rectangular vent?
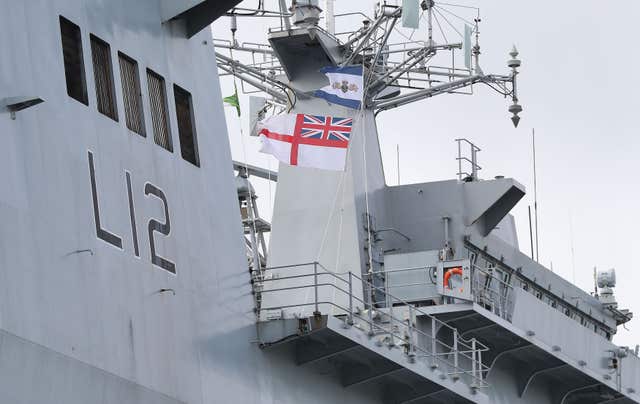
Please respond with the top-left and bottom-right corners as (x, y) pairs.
(173, 85), (199, 166)
(118, 52), (145, 136)
(59, 16), (88, 105)
(90, 34), (118, 121)
(147, 69), (172, 152)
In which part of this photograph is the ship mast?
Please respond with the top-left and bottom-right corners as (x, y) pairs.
(215, 0), (523, 126)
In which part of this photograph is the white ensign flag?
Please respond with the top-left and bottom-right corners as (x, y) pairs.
(257, 113), (354, 171)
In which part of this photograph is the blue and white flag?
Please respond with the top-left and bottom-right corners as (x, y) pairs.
(314, 65), (363, 109)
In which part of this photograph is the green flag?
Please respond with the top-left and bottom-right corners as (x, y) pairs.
(223, 86), (240, 116)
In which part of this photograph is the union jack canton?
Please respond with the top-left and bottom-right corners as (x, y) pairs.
(296, 114), (353, 142)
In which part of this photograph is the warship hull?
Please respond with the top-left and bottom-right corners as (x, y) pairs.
(0, 1), (638, 404)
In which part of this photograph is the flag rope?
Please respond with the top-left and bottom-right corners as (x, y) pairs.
(361, 109), (374, 277)
(229, 46), (263, 273)
(312, 126), (351, 313)
(314, 170), (346, 263)
(314, 53), (373, 314)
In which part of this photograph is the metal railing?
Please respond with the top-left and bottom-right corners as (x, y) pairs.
(256, 262), (491, 388)
(471, 265), (514, 321)
(456, 138), (481, 181)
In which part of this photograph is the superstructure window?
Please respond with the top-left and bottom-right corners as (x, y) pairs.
(118, 52), (145, 136)
(147, 69), (172, 152)
(59, 16), (88, 105)
(173, 85), (199, 166)
(90, 34), (118, 121)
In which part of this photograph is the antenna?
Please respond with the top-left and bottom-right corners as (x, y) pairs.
(508, 46), (522, 127)
(473, 16), (481, 74)
(528, 205), (534, 260)
(230, 14), (237, 45)
(532, 128), (540, 262)
(421, 0), (435, 46)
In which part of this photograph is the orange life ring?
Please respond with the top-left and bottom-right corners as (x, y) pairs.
(443, 267), (463, 289)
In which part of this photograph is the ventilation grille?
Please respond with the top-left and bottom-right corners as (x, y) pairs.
(174, 85), (199, 166)
(147, 69), (172, 151)
(60, 16), (88, 105)
(118, 53), (145, 136)
(90, 35), (118, 121)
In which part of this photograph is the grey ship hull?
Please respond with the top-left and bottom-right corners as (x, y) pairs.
(0, 1), (638, 404)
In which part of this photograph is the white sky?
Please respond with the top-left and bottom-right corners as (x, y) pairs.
(212, 0), (640, 348)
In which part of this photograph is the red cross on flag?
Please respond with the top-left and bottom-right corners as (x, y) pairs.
(257, 113), (353, 171)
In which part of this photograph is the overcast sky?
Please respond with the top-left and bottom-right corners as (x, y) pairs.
(212, 0), (640, 348)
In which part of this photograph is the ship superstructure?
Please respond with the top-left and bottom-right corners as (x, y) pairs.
(221, 1), (640, 403)
(0, 1), (638, 404)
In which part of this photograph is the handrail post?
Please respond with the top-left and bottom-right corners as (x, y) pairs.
(313, 262), (320, 316)
(478, 348), (483, 383)
(387, 293), (395, 346)
(368, 278), (374, 336)
(431, 317), (437, 359)
(471, 338), (477, 384)
(453, 329), (459, 377)
(348, 272), (354, 325)
(407, 305), (415, 362)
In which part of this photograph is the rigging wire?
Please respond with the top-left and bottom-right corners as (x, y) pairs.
(230, 46), (262, 274)
(357, 48), (374, 280)
(481, 81), (512, 97)
(315, 172), (347, 262)
(432, 11), (449, 43)
(436, 2), (479, 11)
(434, 5), (476, 28)
(407, 11), (425, 41)
(360, 133), (374, 276)
(331, 168), (348, 307)
(433, 7), (463, 38)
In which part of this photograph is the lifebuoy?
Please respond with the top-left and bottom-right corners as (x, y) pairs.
(443, 267), (463, 289)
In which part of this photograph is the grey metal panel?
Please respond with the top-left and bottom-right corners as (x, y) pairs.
(462, 178), (525, 235)
(491, 214), (519, 249)
(160, 0), (204, 22)
(268, 27), (342, 90)
(510, 289), (640, 401)
(170, 0), (244, 38)
(468, 233), (617, 330)
(0, 330), (185, 404)
(385, 250), (440, 302)
(382, 178), (523, 257)
(0, 2), (379, 404)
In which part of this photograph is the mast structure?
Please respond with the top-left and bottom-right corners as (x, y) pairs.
(213, 5), (639, 404)
(215, 0), (523, 126)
